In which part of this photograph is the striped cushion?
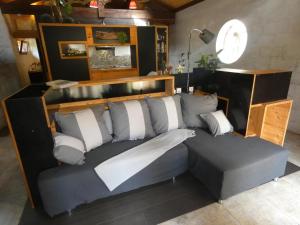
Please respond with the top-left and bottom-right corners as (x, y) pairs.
(55, 106), (112, 152)
(53, 133), (85, 165)
(200, 110), (234, 136)
(108, 100), (155, 142)
(146, 95), (185, 134)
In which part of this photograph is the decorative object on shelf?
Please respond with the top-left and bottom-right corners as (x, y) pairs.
(186, 28), (215, 93)
(195, 54), (220, 72)
(176, 53), (186, 74)
(29, 62), (42, 72)
(95, 31), (118, 40)
(46, 80), (79, 89)
(129, 0), (137, 9)
(117, 32), (129, 43)
(166, 65), (173, 74)
(93, 27), (131, 44)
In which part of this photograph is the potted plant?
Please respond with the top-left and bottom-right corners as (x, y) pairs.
(194, 54), (221, 92)
(194, 54), (220, 72)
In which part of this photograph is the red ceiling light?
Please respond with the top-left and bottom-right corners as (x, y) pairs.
(129, 0), (137, 9)
(89, 0), (98, 8)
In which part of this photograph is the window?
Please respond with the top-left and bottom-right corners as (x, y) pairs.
(216, 19), (248, 64)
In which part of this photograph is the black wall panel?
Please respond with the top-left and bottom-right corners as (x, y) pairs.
(42, 26), (90, 81)
(137, 27), (156, 76)
(253, 72), (292, 104)
(5, 85), (58, 207)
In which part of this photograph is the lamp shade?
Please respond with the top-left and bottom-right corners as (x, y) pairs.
(199, 29), (215, 44)
(89, 0), (98, 8)
(129, 0), (137, 9)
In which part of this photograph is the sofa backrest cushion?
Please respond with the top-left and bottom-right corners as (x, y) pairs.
(146, 95), (185, 134)
(53, 132), (85, 165)
(55, 106), (112, 152)
(103, 110), (113, 135)
(181, 93), (218, 128)
(108, 100), (155, 142)
(200, 110), (233, 136)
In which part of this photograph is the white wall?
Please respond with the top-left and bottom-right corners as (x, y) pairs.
(0, 10), (20, 129)
(13, 38), (40, 85)
(169, 0), (300, 134)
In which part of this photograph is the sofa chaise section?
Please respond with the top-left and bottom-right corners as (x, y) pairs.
(186, 129), (288, 200)
(38, 139), (189, 217)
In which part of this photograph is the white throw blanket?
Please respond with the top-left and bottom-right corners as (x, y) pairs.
(94, 129), (195, 191)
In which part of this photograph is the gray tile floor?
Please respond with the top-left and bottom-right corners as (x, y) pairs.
(0, 131), (300, 225)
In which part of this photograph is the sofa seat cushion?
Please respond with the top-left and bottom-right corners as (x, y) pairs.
(185, 129), (288, 200)
(38, 139), (189, 217)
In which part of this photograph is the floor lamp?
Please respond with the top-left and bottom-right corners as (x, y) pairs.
(186, 28), (215, 93)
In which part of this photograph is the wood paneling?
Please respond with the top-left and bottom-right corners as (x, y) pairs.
(156, 0), (199, 10)
(90, 69), (139, 80)
(260, 100), (293, 146)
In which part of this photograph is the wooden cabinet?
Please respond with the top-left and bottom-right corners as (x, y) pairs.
(193, 68), (292, 146)
(40, 24), (139, 81)
(40, 23), (169, 80)
(2, 85), (58, 208)
(155, 26), (168, 73)
(248, 100), (292, 146)
(137, 26), (156, 76)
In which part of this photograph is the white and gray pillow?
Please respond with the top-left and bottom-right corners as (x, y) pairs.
(146, 95), (185, 134)
(108, 100), (155, 142)
(181, 93), (218, 128)
(200, 110), (233, 136)
(55, 106), (112, 152)
(53, 133), (85, 165)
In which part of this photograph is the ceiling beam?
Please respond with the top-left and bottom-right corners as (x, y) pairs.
(175, 0), (205, 12)
(72, 7), (175, 24)
(0, 4), (50, 14)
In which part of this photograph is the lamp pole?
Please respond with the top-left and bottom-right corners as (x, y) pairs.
(187, 29), (203, 93)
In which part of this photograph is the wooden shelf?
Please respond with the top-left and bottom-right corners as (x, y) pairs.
(247, 100), (293, 146)
(88, 43), (131, 47)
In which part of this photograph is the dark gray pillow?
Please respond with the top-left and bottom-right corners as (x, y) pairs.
(181, 93), (218, 128)
(55, 106), (112, 152)
(53, 133), (85, 165)
(108, 100), (155, 142)
(146, 95), (185, 134)
(200, 110), (233, 136)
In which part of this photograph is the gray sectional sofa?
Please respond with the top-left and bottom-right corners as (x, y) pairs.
(38, 93), (289, 217)
(39, 128), (288, 217)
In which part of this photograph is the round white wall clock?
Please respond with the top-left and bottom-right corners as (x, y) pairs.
(216, 19), (248, 64)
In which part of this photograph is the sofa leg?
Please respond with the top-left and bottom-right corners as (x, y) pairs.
(218, 200), (223, 204)
(67, 210), (72, 216)
(172, 177), (176, 184)
(273, 177), (279, 182)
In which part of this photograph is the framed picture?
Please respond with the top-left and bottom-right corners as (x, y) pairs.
(18, 40), (29, 55)
(58, 42), (87, 59)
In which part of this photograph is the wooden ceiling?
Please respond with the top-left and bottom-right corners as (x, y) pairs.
(0, 0), (205, 24)
(156, 0), (204, 11)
